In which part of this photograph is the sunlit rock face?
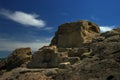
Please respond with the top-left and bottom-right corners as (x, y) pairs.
(0, 48), (32, 71)
(27, 46), (60, 68)
(50, 20), (100, 48)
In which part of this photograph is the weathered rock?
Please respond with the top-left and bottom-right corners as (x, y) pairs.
(27, 46), (60, 68)
(91, 29), (120, 60)
(53, 28), (120, 80)
(50, 20), (100, 48)
(0, 59), (7, 71)
(58, 62), (71, 69)
(2, 48), (32, 70)
(57, 52), (68, 58)
(101, 29), (120, 38)
(1, 20), (120, 80)
(68, 47), (89, 54)
(60, 57), (80, 64)
(74, 58), (120, 80)
(92, 36), (105, 43)
(54, 57), (120, 80)
(0, 68), (52, 80)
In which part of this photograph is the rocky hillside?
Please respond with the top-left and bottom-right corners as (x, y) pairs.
(0, 20), (120, 80)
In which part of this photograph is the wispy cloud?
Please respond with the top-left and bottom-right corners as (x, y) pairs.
(0, 9), (46, 28)
(0, 38), (50, 51)
(100, 26), (115, 32)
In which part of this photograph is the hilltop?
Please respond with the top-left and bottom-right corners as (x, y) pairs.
(0, 20), (120, 80)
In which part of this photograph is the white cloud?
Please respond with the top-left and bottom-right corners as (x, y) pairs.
(100, 26), (115, 32)
(0, 9), (46, 28)
(0, 39), (50, 51)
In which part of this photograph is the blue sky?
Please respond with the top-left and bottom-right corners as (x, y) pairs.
(0, 0), (120, 57)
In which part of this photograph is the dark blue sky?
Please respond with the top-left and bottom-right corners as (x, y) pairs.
(0, 0), (120, 57)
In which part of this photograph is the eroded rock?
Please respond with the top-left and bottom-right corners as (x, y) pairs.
(27, 46), (60, 68)
(1, 20), (120, 80)
(50, 20), (100, 48)
(0, 48), (32, 71)
(0, 68), (52, 80)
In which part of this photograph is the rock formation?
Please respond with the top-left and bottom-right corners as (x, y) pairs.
(53, 28), (120, 80)
(0, 47), (32, 71)
(54, 58), (120, 80)
(50, 20), (100, 48)
(91, 28), (120, 60)
(0, 20), (120, 80)
(27, 46), (60, 68)
(27, 46), (80, 68)
(0, 68), (52, 80)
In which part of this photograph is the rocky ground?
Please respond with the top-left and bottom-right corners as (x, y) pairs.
(0, 20), (120, 80)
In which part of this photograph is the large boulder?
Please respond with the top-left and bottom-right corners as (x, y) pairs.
(0, 47), (32, 70)
(50, 20), (100, 48)
(27, 46), (60, 68)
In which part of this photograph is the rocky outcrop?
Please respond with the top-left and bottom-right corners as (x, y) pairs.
(54, 57), (120, 80)
(1, 20), (120, 80)
(0, 68), (52, 80)
(27, 46), (61, 68)
(27, 45), (82, 68)
(0, 60), (7, 72)
(50, 20), (100, 48)
(0, 48), (32, 71)
(91, 28), (120, 61)
(54, 28), (120, 80)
